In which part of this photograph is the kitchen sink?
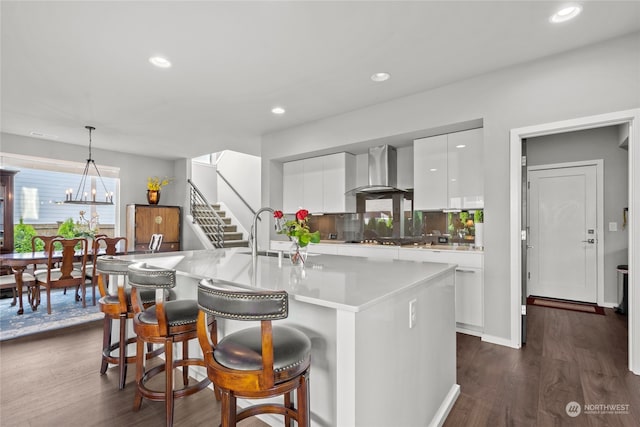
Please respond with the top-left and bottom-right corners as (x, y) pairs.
(239, 250), (290, 258)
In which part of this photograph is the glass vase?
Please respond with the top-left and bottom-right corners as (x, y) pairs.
(289, 240), (308, 267)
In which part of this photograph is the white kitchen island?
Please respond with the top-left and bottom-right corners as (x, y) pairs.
(118, 248), (459, 427)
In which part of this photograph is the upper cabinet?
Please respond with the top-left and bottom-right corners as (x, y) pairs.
(283, 152), (356, 214)
(414, 128), (484, 210)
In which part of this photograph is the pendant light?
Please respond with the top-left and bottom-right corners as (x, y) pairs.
(63, 126), (114, 205)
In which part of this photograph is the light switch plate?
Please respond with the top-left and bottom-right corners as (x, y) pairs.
(609, 222), (618, 232)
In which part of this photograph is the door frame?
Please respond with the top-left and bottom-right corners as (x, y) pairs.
(510, 108), (640, 375)
(527, 160), (604, 305)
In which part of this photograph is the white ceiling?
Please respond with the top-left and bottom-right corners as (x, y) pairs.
(2, 1), (640, 160)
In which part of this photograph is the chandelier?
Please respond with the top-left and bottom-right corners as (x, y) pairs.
(63, 126), (114, 205)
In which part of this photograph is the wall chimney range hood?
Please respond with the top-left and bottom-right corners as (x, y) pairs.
(346, 145), (406, 195)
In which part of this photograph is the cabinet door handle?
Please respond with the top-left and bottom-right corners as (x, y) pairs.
(455, 269), (476, 274)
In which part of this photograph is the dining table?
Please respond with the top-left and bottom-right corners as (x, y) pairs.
(0, 250), (96, 315)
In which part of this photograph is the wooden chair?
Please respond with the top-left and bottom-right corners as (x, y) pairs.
(197, 278), (311, 427)
(34, 237), (89, 314)
(0, 270), (36, 308)
(32, 234), (66, 303)
(96, 256), (161, 389)
(128, 262), (212, 427)
(87, 236), (127, 305)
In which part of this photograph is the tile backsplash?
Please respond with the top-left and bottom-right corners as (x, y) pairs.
(304, 209), (483, 244)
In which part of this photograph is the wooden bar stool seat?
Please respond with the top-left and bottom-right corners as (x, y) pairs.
(96, 256), (162, 389)
(128, 262), (212, 427)
(197, 278), (311, 427)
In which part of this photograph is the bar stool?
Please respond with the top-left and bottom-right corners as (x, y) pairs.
(197, 278), (311, 427)
(128, 262), (212, 427)
(96, 256), (161, 389)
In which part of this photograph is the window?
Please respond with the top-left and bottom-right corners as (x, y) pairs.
(1, 152), (119, 236)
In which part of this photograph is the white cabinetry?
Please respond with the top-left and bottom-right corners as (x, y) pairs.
(283, 153), (356, 214)
(283, 160), (304, 213)
(398, 248), (484, 335)
(413, 135), (448, 210)
(413, 128), (484, 210)
(454, 267), (483, 329)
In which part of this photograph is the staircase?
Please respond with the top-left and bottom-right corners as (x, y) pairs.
(199, 204), (249, 248)
(188, 178), (249, 249)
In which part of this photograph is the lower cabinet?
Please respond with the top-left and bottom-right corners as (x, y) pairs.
(270, 241), (485, 335)
(397, 248), (484, 335)
(454, 267), (484, 333)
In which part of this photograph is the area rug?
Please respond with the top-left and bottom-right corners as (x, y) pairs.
(527, 296), (605, 315)
(0, 288), (102, 341)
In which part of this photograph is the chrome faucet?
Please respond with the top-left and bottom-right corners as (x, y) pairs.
(250, 207), (274, 259)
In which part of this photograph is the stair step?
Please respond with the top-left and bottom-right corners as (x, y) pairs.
(223, 232), (243, 241)
(193, 215), (231, 225)
(223, 240), (249, 248)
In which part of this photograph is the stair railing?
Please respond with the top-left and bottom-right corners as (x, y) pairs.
(216, 170), (258, 219)
(187, 179), (225, 248)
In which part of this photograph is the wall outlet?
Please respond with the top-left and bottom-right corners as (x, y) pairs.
(609, 222), (618, 232)
(409, 298), (417, 328)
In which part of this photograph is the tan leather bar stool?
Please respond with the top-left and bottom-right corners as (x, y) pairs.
(96, 256), (160, 389)
(128, 262), (212, 427)
(197, 278), (311, 427)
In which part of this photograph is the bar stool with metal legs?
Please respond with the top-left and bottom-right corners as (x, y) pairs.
(96, 256), (161, 389)
(197, 278), (311, 427)
(128, 262), (212, 427)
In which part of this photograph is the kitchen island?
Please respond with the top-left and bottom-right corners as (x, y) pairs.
(117, 248), (459, 427)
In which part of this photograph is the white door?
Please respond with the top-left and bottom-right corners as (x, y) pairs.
(527, 164), (598, 303)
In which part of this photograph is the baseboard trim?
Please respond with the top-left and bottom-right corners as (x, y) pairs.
(456, 326), (484, 338)
(482, 333), (521, 349)
(429, 384), (461, 427)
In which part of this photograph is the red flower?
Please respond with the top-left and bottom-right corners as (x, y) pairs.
(296, 209), (309, 221)
(273, 210), (284, 219)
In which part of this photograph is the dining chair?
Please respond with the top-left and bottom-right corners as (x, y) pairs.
(0, 270), (36, 308)
(33, 237), (89, 314)
(148, 233), (163, 253)
(30, 234), (64, 305)
(86, 236), (127, 305)
(196, 278), (311, 427)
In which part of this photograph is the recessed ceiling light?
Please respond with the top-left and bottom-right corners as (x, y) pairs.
(455, 144), (466, 149)
(149, 56), (172, 68)
(550, 5), (582, 23)
(371, 72), (390, 82)
(271, 107), (286, 115)
(429, 168), (438, 172)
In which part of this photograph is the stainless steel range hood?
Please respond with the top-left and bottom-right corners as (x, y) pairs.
(346, 145), (407, 195)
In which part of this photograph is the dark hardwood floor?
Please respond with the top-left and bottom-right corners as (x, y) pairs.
(445, 305), (640, 427)
(0, 320), (267, 427)
(1, 305), (638, 426)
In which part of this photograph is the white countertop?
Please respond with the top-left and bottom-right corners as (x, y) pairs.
(118, 248), (456, 313)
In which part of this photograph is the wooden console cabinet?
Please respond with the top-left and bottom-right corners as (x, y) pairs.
(126, 205), (181, 253)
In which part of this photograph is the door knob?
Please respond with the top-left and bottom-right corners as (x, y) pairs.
(581, 239), (595, 244)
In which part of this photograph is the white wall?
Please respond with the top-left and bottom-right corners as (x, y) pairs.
(527, 125), (629, 305)
(1, 132), (177, 236)
(191, 161), (218, 203)
(216, 150), (261, 234)
(260, 32), (640, 342)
